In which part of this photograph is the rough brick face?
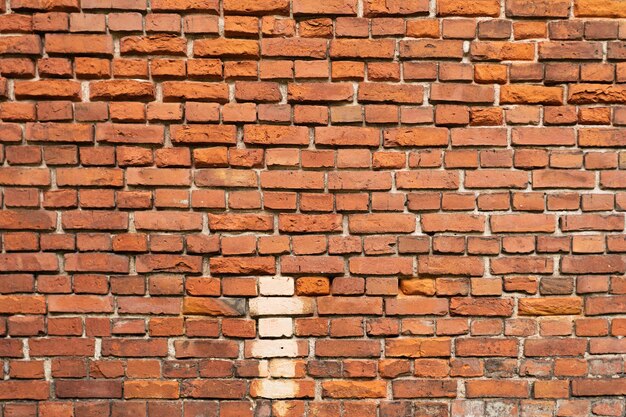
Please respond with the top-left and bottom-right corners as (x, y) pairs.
(0, 0), (625, 414)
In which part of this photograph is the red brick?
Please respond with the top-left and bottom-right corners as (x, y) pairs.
(0, 295), (46, 314)
(0, 35), (42, 54)
(135, 212), (202, 231)
(572, 379), (626, 396)
(151, 0), (218, 12)
(501, 85), (564, 105)
(45, 34), (113, 55)
(15, 80), (81, 101)
(350, 257), (413, 275)
(491, 214), (555, 233)
(30, 337), (95, 356)
(396, 171), (459, 189)
(507, 0), (570, 17)
(56, 380), (122, 398)
(456, 338), (518, 356)
(96, 124), (164, 145)
(171, 125), (236, 145)
(194, 38), (258, 59)
(181, 380), (246, 399)
(330, 39), (395, 59)
(539, 41), (603, 60)
(418, 256), (484, 276)
(471, 41), (535, 61)
(316, 340), (381, 357)
(0, 253), (58, 272)
(358, 83), (424, 104)
(244, 125), (309, 146)
(162, 82), (229, 102)
(322, 380), (386, 398)
(90, 80), (155, 101)
(431, 83), (495, 104)
(450, 298), (514, 316)
(400, 40), (464, 59)
(279, 214), (343, 233)
(262, 38), (327, 58)
(224, 0), (289, 14)
(466, 380), (529, 398)
(525, 339), (587, 357)
(0, 381), (50, 400)
(421, 213), (485, 233)
(383, 127), (448, 147)
(364, 0), (429, 16)
(393, 379), (457, 398)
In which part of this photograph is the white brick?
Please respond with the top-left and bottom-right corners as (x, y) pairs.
(260, 276), (294, 296)
(259, 317), (293, 338)
(245, 339), (308, 358)
(269, 359), (298, 377)
(273, 401), (296, 417)
(250, 380), (299, 399)
(257, 360), (270, 377)
(249, 297), (314, 317)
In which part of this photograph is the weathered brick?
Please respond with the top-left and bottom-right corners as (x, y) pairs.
(262, 38), (327, 58)
(525, 339), (587, 357)
(507, 0), (570, 17)
(393, 379), (458, 398)
(181, 380), (246, 399)
(322, 380), (386, 398)
(400, 40), (464, 59)
(15, 80), (81, 100)
(330, 39), (395, 59)
(121, 35), (187, 55)
(244, 125), (309, 146)
(364, 0), (429, 16)
(431, 83), (495, 103)
(0, 381), (50, 400)
(171, 125), (236, 144)
(471, 41), (535, 61)
(224, 0), (289, 14)
(418, 256), (484, 276)
(194, 38), (259, 58)
(569, 84), (626, 104)
(575, 0), (626, 17)
(0, 210), (56, 230)
(294, 0), (357, 15)
(315, 126), (380, 147)
(518, 297), (582, 316)
(0, 35), (41, 54)
(501, 85), (564, 104)
(96, 124), (164, 145)
(45, 34), (113, 55)
(466, 380), (529, 398)
(0, 253), (58, 272)
(457, 338), (518, 357)
(384, 127), (448, 147)
(450, 298), (514, 316)
(163, 82), (229, 102)
(386, 338), (451, 357)
(289, 82), (353, 102)
(539, 41), (603, 60)
(90, 80), (155, 101)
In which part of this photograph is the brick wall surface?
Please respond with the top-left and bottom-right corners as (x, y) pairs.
(0, 0), (626, 416)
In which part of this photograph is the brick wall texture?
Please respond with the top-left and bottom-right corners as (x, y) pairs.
(2, 0), (626, 415)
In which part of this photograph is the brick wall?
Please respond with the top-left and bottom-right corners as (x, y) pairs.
(1, 0), (626, 415)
